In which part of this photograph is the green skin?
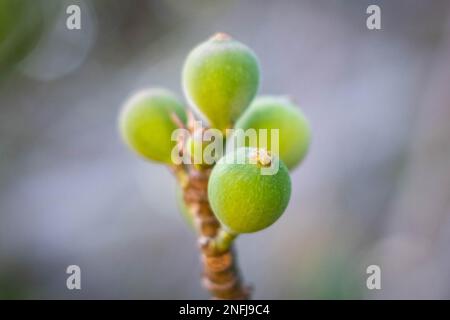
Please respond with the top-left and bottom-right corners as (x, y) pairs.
(182, 34), (260, 132)
(119, 88), (187, 164)
(234, 96), (311, 169)
(185, 132), (226, 168)
(208, 147), (291, 234)
(186, 136), (213, 169)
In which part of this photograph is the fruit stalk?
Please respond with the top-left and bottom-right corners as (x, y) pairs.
(178, 166), (250, 299)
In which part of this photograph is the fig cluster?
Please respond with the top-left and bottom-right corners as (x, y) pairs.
(119, 33), (310, 234)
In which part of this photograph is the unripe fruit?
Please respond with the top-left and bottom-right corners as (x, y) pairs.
(208, 147), (291, 234)
(185, 128), (225, 168)
(185, 128), (213, 169)
(234, 96), (311, 169)
(182, 33), (260, 132)
(119, 88), (187, 164)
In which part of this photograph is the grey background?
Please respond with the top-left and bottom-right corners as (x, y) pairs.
(1, 0), (450, 299)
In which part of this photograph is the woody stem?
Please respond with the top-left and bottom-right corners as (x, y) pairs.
(176, 166), (250, 299)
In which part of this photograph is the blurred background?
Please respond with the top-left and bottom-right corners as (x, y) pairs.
(1, 0), (450, 299)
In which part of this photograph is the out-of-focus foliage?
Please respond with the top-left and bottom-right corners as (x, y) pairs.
(0, 0), (46, 76)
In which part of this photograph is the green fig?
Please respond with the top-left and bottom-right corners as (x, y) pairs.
(208, 147), (291, 234)
(185, 134), (213, 169)
(119, 88), (187, 164)
(182, 33), (260, 132)
(185, 127), (225, 168)
(234, 95), (311, 169)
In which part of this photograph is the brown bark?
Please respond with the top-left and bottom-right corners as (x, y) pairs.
(181, 167), (250, 300)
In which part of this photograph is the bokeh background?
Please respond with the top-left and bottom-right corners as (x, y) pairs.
(1, 0), (450, 299)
